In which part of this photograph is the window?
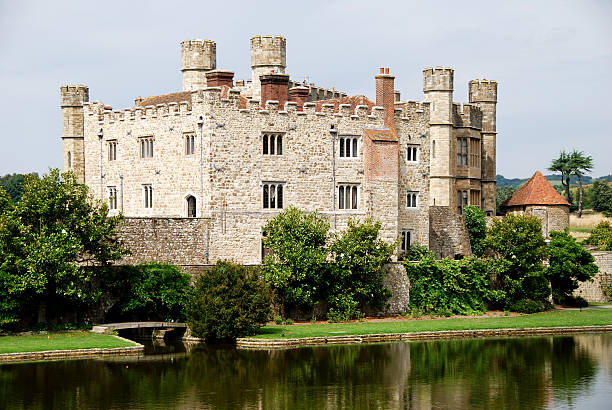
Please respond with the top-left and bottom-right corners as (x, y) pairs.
(406, 191), (419, 209)
(108, 187), (117, 210)
(406, 144), (419, 162)
(67, 151), (72, 168)
(185, 134), (195, 155)
(470, 190), (481, 207)
(400, 230), (412, 253)
(339, 137), (358, 158)
(263, 183), (283, 209)
(338, 184), (358, 209)
(108, 141), (117, 161)
(140, 137), (154, 158)
(457, 138), (468, 167)
(470, 139), (480, 168)
(432, 140), (436, 159)
(457, 190), (468, 215)
(143, 185), (153, 208)
(186, 195), (196, 217)
(263, 133), (283, 155)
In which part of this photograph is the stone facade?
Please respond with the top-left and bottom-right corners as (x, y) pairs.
(60, 35), (498, 264)
(574, 251), (612, 303)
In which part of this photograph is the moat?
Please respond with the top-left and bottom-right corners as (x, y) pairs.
(1, 334), (611, 409)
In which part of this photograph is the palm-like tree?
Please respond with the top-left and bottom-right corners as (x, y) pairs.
(569, 150), (593, 218)
(549, 151), (572, 203)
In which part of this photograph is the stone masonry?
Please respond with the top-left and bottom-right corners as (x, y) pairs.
(60, 35), (498, 264)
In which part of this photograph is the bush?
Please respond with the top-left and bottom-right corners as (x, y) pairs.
(463, 206), (487, 256)
(187, 261), (271, 342)
(507, 299), (550, 314)
(584, 221), (612, 251)
(327, 293), (362, 322)
(545, 231), (598, 303)
(556, 295), (588, 308)
(404, 255), (497, 316)
(262, 206), (329, 311)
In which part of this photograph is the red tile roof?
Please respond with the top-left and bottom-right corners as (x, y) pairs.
(502, 170), (570, 207)
(135, 91), (192, 107)
(314, 95), (374, 113)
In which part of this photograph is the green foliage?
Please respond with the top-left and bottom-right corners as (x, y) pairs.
(549, 151), (573, 204)
(590, 180), (612, 214)
(584, 221), (612, 250)
(545, 231), (598, 303)
(463, 206), (487, 256)
(187, 261), (271, 342)
(109, 263), (191, 321)
(262, 206), (329, 310)
(506, 299), (550, 314)
(327, 293), (362, 322)
(0, 173), (37, 202)
(496, 186), (516, 215)
(404, 255), (497, 316)
(328, 218), (395, 319)
(405, 245), (434, 261)
(0, 169), (129, 329)
(484, 214), (550, 309)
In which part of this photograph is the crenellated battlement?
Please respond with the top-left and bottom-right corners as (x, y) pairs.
(423, 67), (454, 92)
(250, 35), (286, 68)
(469, 79), (498, 103)
(60, 85), (89, 107)
(181, 39), (216, 71)
(452, 103), (482, 129)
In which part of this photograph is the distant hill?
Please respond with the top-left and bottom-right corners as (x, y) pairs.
(495, 174), (611, 189)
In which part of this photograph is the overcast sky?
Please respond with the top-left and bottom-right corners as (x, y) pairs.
(1, 0), (610, 178)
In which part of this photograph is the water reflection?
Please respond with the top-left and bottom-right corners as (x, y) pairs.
(1, 334), (611, 409)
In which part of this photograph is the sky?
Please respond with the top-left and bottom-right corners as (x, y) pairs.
(0, 0), (610, 178)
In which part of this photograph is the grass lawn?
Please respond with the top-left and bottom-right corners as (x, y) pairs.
(252, 309), (612, 339)
(0, 331), (138, 354)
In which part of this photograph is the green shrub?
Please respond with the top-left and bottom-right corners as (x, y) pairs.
(327, 293), (362, 322)
(187, 261), (271, 342)
(274, 316), (283, 325)
(463, 206), (487, 256)
(556, 295), (588, 308)
(404, 255), (497, 316)
(507, 299), (550, 314)
(584, 221), (612, 251)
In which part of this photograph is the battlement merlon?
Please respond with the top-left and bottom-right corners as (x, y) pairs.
(469, 79), (498, 103)
(250, 35), (286, 68)
(423, 67), (454, 92)
(60, 85), (89, 107)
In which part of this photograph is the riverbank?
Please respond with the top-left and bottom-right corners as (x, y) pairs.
(236, 309), (612, 347)
(0, 331), (143, 362)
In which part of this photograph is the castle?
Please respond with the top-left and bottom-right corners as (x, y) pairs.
(60, 35), (498, 265)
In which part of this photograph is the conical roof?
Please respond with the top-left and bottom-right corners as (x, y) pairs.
(502, 171), (570, 207)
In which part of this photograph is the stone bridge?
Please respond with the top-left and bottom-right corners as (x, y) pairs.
(92, 322), (187, 335)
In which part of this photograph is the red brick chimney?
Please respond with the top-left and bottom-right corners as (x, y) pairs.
(376, 67), (395, 129)
(205, 70), (234, 88)
(260, 73), (290, 108)
(289, 86), (310, 110)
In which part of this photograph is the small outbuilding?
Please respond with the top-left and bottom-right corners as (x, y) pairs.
(500, 170), (570, 237)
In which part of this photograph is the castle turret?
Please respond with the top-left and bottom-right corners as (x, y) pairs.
(181, 39), (216, 91)
(250, 35), (286, 100)
(424, 67), (454, 207)
(60, 85), (88, 183)
(469, 79), (498, 215)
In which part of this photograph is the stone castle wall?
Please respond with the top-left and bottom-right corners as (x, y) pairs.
(574, 251), (612, 303)
(429, 206), (472, 258)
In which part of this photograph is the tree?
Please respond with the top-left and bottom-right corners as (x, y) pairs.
(584, 221), (612, 251)
(496, 186), (516, 215)
(261, 206), (329, 311)
(590, 180), (612, 215)
(463, 206), (486, 256)
(0, 173), (37, 202)
(484, 214), (550, 311)
(327, 218), (395, 320)
(545, 231), (598, 304)
(0, 169), (129, 327)
(187, 261), (271, 342)
(568, 150), (593, 218)
(549, 151), (572, 205)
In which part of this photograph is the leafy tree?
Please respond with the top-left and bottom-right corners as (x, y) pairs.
(484, 214), (550, 311)
(463, 206), (486, 256)
(549, 151), (572, 204)
(327, 218), (395, 320)
(545, 231), (598, 304)
(496, 186), (516, 215)
(187, 261), (271, 342)
(568, 150), (593, 217)
(584, 221), (612, 251)
(590, 180), (612, 215)
(262, 206), (329, 310)
(0, 169), (129, 327)
(0, 173), (37, 202)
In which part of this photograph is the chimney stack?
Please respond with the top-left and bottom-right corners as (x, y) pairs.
(289, 86), (310, 110)
(376, 67), (395, 129)
(205, 70), (235, 88)
(260, 73), (290, 108)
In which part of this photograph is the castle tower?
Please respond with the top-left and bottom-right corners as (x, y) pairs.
(469, 79), (498, 215)
(60, 85), (89, 183)
(250, 35), (286, 100)
(181, 40), (216, 91)
(424, 67), (454, 207)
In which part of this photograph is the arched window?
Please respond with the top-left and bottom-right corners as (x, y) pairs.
(187, 196), (196, 217)
(277, 135), (282, 155)
(67, 151), (72, 168)
(270, 135), (275, 155)
(263, 134), (268, 154)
